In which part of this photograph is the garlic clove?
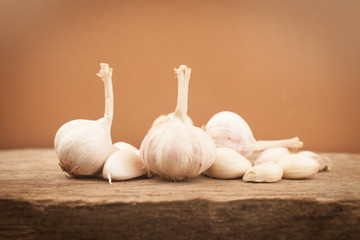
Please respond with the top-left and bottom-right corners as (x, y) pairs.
(140, 65), (217, 181)
(113, 141), (140, 154)
(204, 148), (252, 179)
(242, 162), (283, 183)
(276, 154), (320, 179)
(102, 148), (146, 184)
(54, 63), (114, 177)
(255, 147), (290, 165)
(205, 111), (303, 157)
(151, 112), (193, 129)
(298, 151), (332, 171)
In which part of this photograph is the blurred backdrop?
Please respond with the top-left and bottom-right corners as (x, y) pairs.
(0, 0), (359, 152)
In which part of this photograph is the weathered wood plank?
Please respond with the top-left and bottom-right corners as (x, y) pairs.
(0, 149), (359, 239)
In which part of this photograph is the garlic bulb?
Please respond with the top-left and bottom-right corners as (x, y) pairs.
(113, 141), (139, 154)
(140, 65), (216, 181)
(298, 151), (332, 171)
(151, 112), (193, 129)
(103, 145), (146, 184)
(243, 162), (283, 183)
(205, 111), (303, 157)
(204, 147), (252, 179)
(54, 63), (113, 177)
(276, 154), (320, 179)
(255, 147), (290, 165)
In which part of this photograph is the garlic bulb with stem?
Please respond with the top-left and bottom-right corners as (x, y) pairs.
(255, 147), (290, 165)
(205, 111), (303, 157)
(140, 65), (217, 181)
(54, 63), (114, 177)
(151, 112), (193, 129)
(204, 147), (252, 179)
(103, 145), (146, 184)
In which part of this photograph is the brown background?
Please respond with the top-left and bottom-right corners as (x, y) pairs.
(0, 0), (359, 152)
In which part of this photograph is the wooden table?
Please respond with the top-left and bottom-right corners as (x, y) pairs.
(0, 149), (359, 239)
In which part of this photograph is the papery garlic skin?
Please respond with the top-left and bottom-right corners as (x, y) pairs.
(298, 151), (332, 171)
(206, 111), (303, 157)
(103, 148), (146, 184)
(151, 112), (193, 129)
(140, 65), (216, 181)
(206, 111), (253, 154)
(243, 162), (283, 183)
(141, 121), (216, 180)
(54, 63), (114, 177)
(204, 148), (252, 179)
(55, 120), (112, 176)
(255, 147), (290, 165)
(276, 154), (320, 179)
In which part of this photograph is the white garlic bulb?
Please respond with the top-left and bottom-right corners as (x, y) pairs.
(204, 148), (252, 179)
(140, 65), (216, 181)
(103, 144), (146, 184)
(255, 147), (290, 165)
(205, 111), (303, 157)
(151, 112), (193, 129)
(276, 154), (320, 179)
(243, 162), (283, 183)
(54, 63), (114, 177)
(298, 151), (332, 171)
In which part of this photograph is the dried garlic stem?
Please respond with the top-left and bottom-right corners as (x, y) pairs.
(174, 65), (191, 122)
(97, 63), (114, 129)
(253, 137), (303, 152)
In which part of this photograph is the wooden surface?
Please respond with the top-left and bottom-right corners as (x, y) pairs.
(0, 149), (359, 239)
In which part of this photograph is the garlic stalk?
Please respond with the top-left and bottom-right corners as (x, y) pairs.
(205, 111), (303, 157)
(140, 65), (216, 181)
(255, 147), (290, 165)
(103, 144), (146, 184)
(204, 148), (252, 179)
(54, 63), (114, 177)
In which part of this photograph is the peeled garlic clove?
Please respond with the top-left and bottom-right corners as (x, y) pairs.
(255, 147), (290, 165)
(243, 162), (283, 183)
(204, 148), (252, 179)
(151, 112), (193, 129)
(103, 148), (146, 184)
(298, 151), (332, 171)
(54, 63), (114, 177)
(113, 141), (139, 154)
(140, 65), (216, 181)
(205, 111), (303, 157)
(276, 154), (320, 179)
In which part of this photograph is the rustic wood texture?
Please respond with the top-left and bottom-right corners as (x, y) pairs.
(0, 149), (359, 239)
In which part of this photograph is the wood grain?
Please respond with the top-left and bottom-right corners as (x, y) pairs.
(0, 149), (359, 239)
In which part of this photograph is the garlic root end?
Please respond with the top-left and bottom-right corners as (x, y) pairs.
(323, 156), (333, 171)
